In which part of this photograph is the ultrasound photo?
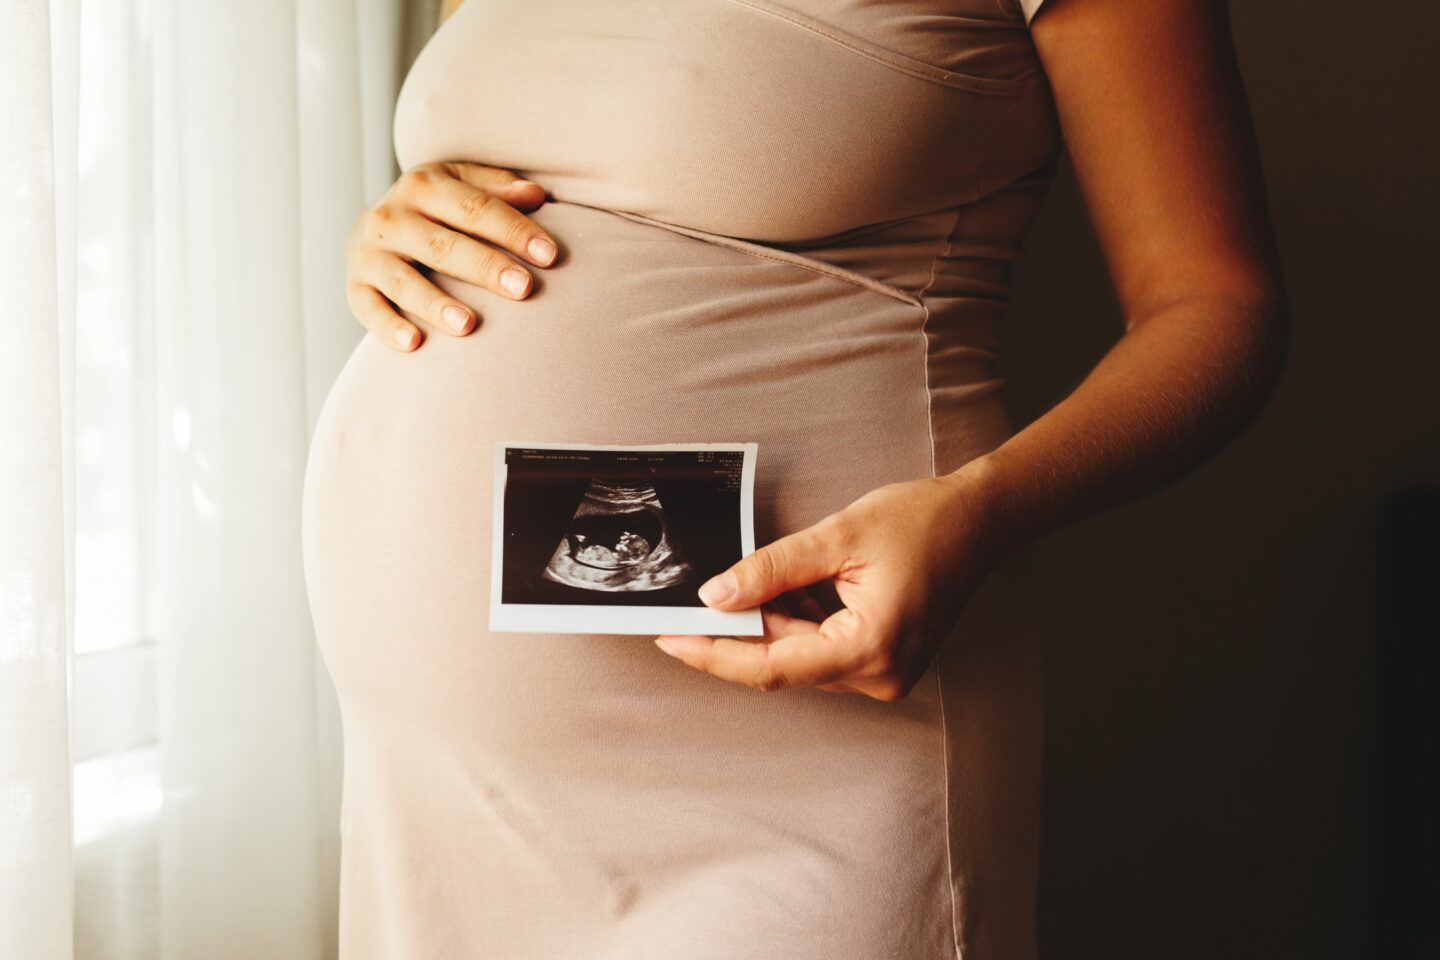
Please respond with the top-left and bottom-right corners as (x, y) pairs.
(488, 442), (762, 635)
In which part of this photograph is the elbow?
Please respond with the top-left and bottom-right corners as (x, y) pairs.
(1196, 275), (1289, 451)
(1129, 270), (1292, 439)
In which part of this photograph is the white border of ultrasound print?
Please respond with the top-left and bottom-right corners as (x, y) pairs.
(488, 441), (763, 636)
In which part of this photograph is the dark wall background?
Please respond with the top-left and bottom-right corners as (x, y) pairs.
(1004, 3), (1439, 957)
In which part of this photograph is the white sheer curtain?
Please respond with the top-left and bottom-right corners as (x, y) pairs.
(1, 2), (414, 957)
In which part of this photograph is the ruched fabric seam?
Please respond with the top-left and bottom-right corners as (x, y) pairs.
(597, 205), (924, 306)
(725, 0), (1031, 96)
(918, 204), (967, 960)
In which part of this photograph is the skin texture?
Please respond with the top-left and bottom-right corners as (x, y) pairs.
(351, 0), (1286, 700)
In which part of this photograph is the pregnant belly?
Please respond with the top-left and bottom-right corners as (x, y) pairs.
(300, 199), (1003, 749)
(299, 201), (1021, 936)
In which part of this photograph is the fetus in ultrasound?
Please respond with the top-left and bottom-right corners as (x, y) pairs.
(542, 478), (693, 592)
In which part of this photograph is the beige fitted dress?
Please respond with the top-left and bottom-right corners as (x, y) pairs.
(301, 1), (1060, 957)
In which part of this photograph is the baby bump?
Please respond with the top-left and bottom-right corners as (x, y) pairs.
(301, 201), (976, 744)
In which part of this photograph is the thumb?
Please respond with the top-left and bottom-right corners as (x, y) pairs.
(697, 523), (844, 610)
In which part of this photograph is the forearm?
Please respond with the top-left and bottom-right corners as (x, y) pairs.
(955, 288), (1287, 561)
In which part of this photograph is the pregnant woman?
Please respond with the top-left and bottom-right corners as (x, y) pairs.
(301, 0), (1285, 957)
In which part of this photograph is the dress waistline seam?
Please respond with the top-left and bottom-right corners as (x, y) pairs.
(594, 204), (926, 307)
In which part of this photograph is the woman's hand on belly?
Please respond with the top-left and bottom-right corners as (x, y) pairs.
(343, 160), (560, 351)
(653, 472), (1002, 702)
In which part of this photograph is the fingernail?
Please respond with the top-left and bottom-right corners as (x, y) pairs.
(697, 573), (736, 607)
(393, 326), (416, 349)
(508, 179), (542, 195)
(500, 268), (530, 298)
(527, 236), (556, 266)
(442, 304), (471, 333)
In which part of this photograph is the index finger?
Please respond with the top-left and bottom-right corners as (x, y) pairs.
(416, 176), (559, 269)
(440, 161), (549, 211)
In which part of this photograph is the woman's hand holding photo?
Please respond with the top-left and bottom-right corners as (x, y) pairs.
(343, 161), (559, 351)
(655, 468), (1007, 701)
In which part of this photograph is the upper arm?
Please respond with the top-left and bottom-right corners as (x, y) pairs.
(440, 0), (466, 24)
(1028, 0), (1282, 320)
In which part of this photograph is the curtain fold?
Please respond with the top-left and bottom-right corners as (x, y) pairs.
(2, 1), (418, 956)
(151, 3), (326, 949)
(0, 3), (78, 957)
